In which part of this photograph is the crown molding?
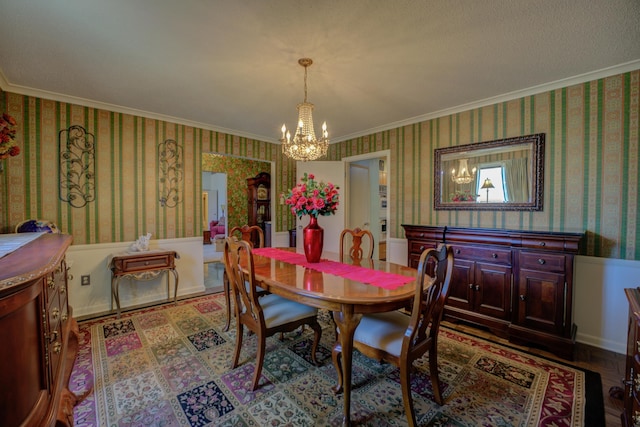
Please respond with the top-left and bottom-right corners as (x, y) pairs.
(333, 59), (640, 143)
(3, 60), (639, 145)
(0, 70), (274, 144)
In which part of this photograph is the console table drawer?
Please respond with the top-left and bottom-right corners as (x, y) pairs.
(519, 251), (566, 272)
(114, 254), (173, 274)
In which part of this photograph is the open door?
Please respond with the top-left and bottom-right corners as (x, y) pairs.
(296, 161), (345, 254)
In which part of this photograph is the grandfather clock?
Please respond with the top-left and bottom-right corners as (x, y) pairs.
(247, 172), (271, 246)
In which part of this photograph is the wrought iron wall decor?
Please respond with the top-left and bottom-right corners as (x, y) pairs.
(59, 125), (96, 208)
(158, 139), (183, 208)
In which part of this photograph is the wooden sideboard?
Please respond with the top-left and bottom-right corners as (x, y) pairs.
(622, 288), (640, 426)
(402, 225), (583, 360)
(0, 233), (79, 426)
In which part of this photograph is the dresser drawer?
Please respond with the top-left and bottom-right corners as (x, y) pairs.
(450, 245), (512, 265)
(519, 251), (566, 273)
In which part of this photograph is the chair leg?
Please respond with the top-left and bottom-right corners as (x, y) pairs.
(331, 342), (344, 394)
(222, 272), (231, 332)
(232, 323), (243, 369)
(400, 363), (417, 427)
(428, 345), (443, 405)
(252, 332), (266, 391)
(308, 321), (323, 365)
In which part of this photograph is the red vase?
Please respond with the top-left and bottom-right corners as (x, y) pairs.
(303, 216), (323, 263)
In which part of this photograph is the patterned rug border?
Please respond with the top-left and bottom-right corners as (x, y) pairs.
(70, 292), (604, 427)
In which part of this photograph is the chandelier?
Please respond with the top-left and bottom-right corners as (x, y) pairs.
(450, 158), (477, 184)
(280, 58), (329, 162)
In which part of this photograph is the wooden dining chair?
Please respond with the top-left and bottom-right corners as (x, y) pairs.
(222, 225), (265, 332)
(339, 227), (374, 260)
(223, 237), (322, 390)
(230, 225), (264, 249)
(332, 244), (454, 426)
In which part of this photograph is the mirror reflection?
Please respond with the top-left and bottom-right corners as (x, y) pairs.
(434, 134), (544, 211)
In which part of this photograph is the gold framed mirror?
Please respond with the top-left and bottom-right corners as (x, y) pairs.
(434, 133), (545, 211)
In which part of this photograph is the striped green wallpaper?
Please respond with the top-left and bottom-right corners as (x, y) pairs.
(325, 70), (640, 260)
(1, 70), (638, 259)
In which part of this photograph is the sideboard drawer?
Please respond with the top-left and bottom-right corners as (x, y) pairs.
(519, 251), (566, 273)
(409, 240), (438, 255)
(520, 236), (567, 252)
(450, 245), (512, 265)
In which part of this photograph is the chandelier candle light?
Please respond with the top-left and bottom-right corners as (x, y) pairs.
(451, 158), (476, 185)
(280, 58), (329, 162)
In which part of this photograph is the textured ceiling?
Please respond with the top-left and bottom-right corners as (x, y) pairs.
(1, 0), (639, 143)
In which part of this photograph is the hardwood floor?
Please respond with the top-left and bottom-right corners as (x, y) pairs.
(443, 321), (625, 427)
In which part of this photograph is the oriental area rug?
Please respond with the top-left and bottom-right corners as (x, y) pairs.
(70, 293), (603, 426)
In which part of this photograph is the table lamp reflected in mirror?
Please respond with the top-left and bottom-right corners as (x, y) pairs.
(481, 178), (494, 203)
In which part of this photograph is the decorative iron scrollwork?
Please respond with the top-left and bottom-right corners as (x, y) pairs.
(158, 139), (183, 208)
(59, 125), (96, 208)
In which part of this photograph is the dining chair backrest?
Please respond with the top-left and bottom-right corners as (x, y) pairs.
(339, 227), (374, 260)
(230, 224), (264, 249)
(404, 244), (454, 358)
(223, 237), (263, 329)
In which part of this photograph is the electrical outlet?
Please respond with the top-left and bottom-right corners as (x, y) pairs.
(81, 275), (91, 286)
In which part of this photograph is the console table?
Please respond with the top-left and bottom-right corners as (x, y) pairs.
(109, 249), (179, 317)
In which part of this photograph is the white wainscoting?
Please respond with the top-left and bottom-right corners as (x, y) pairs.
(387, 237), (638, 355)
(67, 237), (205, 318)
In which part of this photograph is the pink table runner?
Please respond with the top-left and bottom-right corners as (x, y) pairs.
(253, 247), (414, 290)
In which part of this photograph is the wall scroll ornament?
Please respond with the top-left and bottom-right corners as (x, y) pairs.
(158, 139), (183, 208)
(59, 125), (96, 208)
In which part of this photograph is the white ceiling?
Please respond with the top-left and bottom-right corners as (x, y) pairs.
(1, 1), (639, 143)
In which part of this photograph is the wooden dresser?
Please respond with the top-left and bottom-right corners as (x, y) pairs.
(402, 225), (583, 360)
(0, 233), (78, 427)
(622, 288), (640, 426)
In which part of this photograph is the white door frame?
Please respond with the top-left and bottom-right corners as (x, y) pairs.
(342, 150), (391, 260)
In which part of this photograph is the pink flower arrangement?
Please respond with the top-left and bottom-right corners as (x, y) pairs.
(285, 173), (340, 218)
(450, 190), (478, 202)
(0, 113), (20, 159)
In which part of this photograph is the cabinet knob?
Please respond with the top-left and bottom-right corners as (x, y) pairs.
(538, 258), (545, 265)
(61, 313), (68, 322)
(475, 285), (480, 291)
(520, 295), (526, 301)
(49, 330), (58, 343)
(419, 246), (425, 251)
(145, 261), (150, 265)
(492, 253), (498, 258)
(47, 278), (55, 289)
(539, 241), (546, 246)
(469, 283), (474, 289)
(51, 308), (60, 319)
(52, 342), (62, 354)
(455, 249), (461, 254)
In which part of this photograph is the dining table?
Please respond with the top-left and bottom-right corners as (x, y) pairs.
(247, 247), (418, 426)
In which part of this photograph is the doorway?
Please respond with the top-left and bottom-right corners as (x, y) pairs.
(345, 151), (390, 261)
